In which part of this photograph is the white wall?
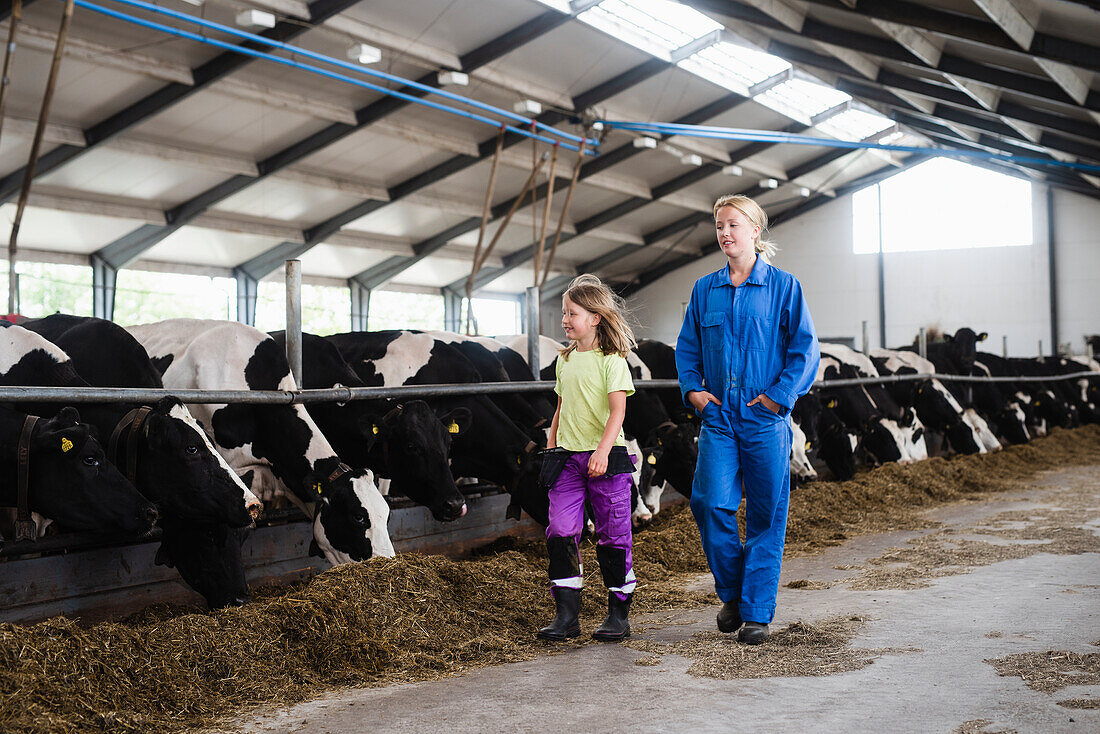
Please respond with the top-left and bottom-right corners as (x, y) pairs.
(629, 183), (1099, 357)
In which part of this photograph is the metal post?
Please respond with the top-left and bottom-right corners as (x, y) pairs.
(525, 285), (540, 379)
(91, 255), (117, 322)
(1038, 339), (1043, 362)
(918, 327), (927, 360)
(1087, 342), (1093, 361)
(234, 269), (257, 326)
(285, 259), (302, 389)
(349, 280), (370, 331)
(876, 183), (887, 348)
(1046, 186), (1059, 360)
(1002, 335), (1008, 358)
(861, 320), (869, 355)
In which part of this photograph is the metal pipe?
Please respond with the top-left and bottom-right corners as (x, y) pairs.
(285, 259), (303, 389)
(1047, 185), (1059, 358)
(876, 182), (886, 347)
(526, 286), (540, 379)
(861, 320), (869, 355)
(1038, 339), (1043, 361)
(1002, 335), (1008, 359)
(918, 327), (927, 360)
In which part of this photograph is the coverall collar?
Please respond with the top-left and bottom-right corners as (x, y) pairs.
(712, 255), (770, 288)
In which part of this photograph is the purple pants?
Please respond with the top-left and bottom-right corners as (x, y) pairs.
(546, 451), (635, 601)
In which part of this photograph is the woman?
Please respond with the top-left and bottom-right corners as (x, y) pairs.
(675, 194), (819, 644)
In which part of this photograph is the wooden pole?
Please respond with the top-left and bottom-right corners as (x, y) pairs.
(532, 142), (559, 284)
(8, 0), (75, 316)
(539, 136), (587, 290)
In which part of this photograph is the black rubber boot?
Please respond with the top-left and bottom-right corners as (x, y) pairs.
(537, 587), (582, 641)
(738, 621), (770, 645)
(716, 601), (742, 633)
(592, 592), (632, 641)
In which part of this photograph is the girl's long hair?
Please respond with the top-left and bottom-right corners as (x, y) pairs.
(559, 274), (637, 360)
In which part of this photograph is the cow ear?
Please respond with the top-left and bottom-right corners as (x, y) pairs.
(944, 334), (953, 343)
(308, 539), (325, 558)
(56, 406), (81, 426)
(358, 414), (385, 451)
(153, 396), (182, 415)
(978, 332), (988, 341)
(439, 407), (472, 437)
(154, 543), (175, 568)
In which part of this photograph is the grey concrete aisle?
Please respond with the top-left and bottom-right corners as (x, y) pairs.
(228, 467), (1100, 734)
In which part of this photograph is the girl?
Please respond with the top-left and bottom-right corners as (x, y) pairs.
(676, 194), (819, 645)
(537, 274), (637, 642)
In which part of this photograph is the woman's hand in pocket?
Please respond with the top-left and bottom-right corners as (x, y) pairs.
(687, 390), (721, 415)
(747, 393), (781, 414)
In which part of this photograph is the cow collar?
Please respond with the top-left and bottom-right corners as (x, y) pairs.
(108, 406), (154, 486)
(14, 415), (39, 542)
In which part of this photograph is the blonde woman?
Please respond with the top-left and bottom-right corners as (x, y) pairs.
(537, 275), (638, 642)
(676, 195), (820, 644)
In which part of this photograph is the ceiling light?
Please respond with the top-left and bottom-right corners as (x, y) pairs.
(236, 9), (276, 29)
(681, 154), (703, 166)
(721, 164), (743, 176)
(632, 136), (658, 149)
(798, 187), (811, 197)
(514, 99), (543, 116)
(347, 43), (382, 65)
(760, 178), (779, 189)
(437, 70), (469, 86)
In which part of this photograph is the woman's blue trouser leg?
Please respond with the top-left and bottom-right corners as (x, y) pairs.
(690, 417), (792, 624)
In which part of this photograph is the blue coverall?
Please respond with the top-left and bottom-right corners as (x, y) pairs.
(676, 256), (819, 624)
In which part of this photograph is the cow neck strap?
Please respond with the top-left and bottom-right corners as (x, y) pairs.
(327, 462), (353, 485)
(108, 406), (153, 485)
(15, 415), (39, 542)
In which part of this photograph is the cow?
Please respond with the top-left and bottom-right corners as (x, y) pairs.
(0, 404), (158, 537)
(128, 319), (393, 565)
(325, 330), (547, 525)
(969, 352), (1032, 444)
(869, 348), (992, 454)
(821, 343), (927, 463)
(20, 314), (262, 526)
(269, 331), (469, 522)
(817, 355), (913, 467)
(789, 419), (817, 485)
(635, 339), (694, 424)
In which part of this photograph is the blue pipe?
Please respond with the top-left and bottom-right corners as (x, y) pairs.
(599, 119), (1100, 174)
(70, 0), (596, 153)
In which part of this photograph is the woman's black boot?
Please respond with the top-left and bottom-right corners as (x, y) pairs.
(537, 587), (582, 641)
(592, 592), (632, 641)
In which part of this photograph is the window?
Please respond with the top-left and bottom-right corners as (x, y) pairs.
(367, 290), (444, 331)
(0, 261), (93, 318)
(677, 41), (790, 94)
(254, 282), (352, 336)
(462, 297), (521, 336)
(816, 108), (894, 141)
(852, 157), (1033, 254)
(579, 0), (721, 61)
(112, 270), (235, 326)
(756, 76), (851, 124)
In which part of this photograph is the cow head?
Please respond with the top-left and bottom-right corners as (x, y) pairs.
(856, 417), (905, 465)
(945, 328), (987, 372)
(133, 397), (262, 527)
(817, 404), (856, 480)
(648, 421), (697, 497)
(310, 461), (394, 564)
(364, 402), (470, 522)
(4, 407), (159, 535)
(155, 519), (250, 609)
(996, 402), (1031, 445)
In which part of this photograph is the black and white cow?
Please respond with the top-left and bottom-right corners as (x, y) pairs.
(20, 314), (262, 526)
(817, 354), (913, 467)
(128, 319), (393, 564)
(634, 339), (694, 424)
(269, 330), (469, 522)
(325, 330), (546, 525)
(870, 348), (995, 454)
(969, 352), (1031, 444)
(0, 404), (158, 536)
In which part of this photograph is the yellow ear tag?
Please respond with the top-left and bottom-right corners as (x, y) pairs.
(646, 454), (656, 465)
(827, 399), (838, 409)
(61, 438), (73, 453)
(314, 483), (323, 495)
(805, 441), (812, 452)
(516, 456), (522, 465)
(371, 424), (379, 435)
(448, 421), (459, 434)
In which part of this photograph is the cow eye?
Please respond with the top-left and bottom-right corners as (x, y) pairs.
(185, 445), (199, 455)
(352, 511), (368, 526)
(82, 456), (99, 467)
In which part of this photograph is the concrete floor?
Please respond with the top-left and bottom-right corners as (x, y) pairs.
(228, 468), (1100, 734)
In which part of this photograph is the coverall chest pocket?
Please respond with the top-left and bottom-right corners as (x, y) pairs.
(701, 312), (728, 392)
(739, 314), (771, 351)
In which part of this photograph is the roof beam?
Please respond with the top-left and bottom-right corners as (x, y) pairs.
(0, 0), (359, 205)
(685, 0), (1100, 115)
(90, 7), (575, 271)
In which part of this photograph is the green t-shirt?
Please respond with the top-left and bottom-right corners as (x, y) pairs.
(554, 348), (636, 452)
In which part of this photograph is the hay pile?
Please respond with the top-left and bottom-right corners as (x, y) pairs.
(0, 425), (1097, 733)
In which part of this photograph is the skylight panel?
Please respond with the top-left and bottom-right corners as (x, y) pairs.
(817, 108), (894, 141)
(756, 77), (851, 123)
(530, 0), (572, 12)
(579, 0), (723, 61)
(677, 41), (791, 94)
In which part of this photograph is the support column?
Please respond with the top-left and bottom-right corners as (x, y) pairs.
(1046, 185), (1059, 357)
(442, 287), (462, 333)
(234, 268), (258, 326)
(91, 255), (117, 321)
(349, 279), (371, 331)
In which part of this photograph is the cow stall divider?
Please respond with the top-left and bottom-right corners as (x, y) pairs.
(1, 370), (1096, 623)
